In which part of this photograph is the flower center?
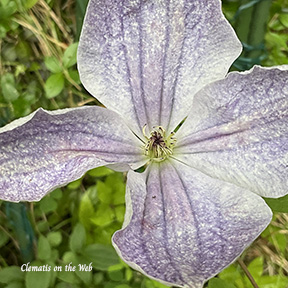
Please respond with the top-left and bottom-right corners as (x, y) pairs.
(143, 126), (176, 162)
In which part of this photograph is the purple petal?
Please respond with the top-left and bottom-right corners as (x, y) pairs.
(175, 66), (288, 198)
(0, 106), (145, 202)
(113, 160), (271, 288)
(78, 0), (241, 134)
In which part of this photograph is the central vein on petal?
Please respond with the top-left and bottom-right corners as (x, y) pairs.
(143, 125), (176, 162)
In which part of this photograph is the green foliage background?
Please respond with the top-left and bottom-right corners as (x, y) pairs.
(0, 0), (288, 287)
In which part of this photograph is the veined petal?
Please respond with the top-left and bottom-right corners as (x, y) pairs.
(78, 0), (241, 134)
(175, 66), (288, 198)
(0, 106), (145, 202)
(113, 160), (271, 288)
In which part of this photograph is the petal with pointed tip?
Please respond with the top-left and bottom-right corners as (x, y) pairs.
(0, 106), (145, 202)
(113, 160), (271, 288)
(78, 0), (241, 134)
(175, 66), (288, 198)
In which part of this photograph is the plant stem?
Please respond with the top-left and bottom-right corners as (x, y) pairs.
(237, 258), (260, 288)
(233, 0), (272, 70)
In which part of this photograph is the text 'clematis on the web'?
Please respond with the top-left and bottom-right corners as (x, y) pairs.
(0, 0), (287, 287)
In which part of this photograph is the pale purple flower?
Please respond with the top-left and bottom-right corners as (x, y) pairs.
(0, 0), (288, 287)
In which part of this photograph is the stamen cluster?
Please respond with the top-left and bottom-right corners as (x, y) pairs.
(143, 126), (176, 162)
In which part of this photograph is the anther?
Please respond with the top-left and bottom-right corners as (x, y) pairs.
(142, 126), (176, 162)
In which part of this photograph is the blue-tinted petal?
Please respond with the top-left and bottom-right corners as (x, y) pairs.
(0, 106), (145, 202)
(175, 66), (288, 198)
(78, 0), (241, 134)
(113, 160), (271, 288)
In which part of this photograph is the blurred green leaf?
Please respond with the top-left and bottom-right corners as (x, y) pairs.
(264, 194), (288, 212)
(94, 173), (126, 207)
(44, 73), (64, 98)
(68, 69), (81, 84)
(93, 272), (104, 285)
(50, 249), (59, 263)
(97, 181), (113, 204)
(91, 203), (114, 226)
(125, 267), (133, 281)
(113, 185), (126, 205)
(105, 283), (118, 288)
(108, 263), (124, 271)
(82, 244), (119, 271)
(279, 13), (288, 28)
(208, 278), (237, 288)
(67, 178), (82, 190)
(79, 193), (94, 229)
(0, 24), (7, 38)
(2, 44), (17, 61)
(25, 265), (51, 288)
(0, 1), (17, 19)
(0, 266), (24, 284)
(47, 231), (62, 247)
(92, 222), (120, 245)
(15, 41), (31, 60)
(106, 173), (125, 205)
(22, 80), (38, 102)
(74, 254), (93, 285)
(57, 269), (79, 284)
(247, 257), (263, 279)
(50, 188), (63, 199)
(108, 263), (125, 281)
(36, 220), (50, 233)
(115, 205), (125, 222)
(62, 251), (75, 264)
(88, 167), (114, 178)
(108, 269), (124, 281)
(75, 0), (89, 39)
(45, 56), (62, 73)
(1, 73), (20, 102)
(258, 275), (288, 288)
(39, 195), (58, 213)
(61, 251), (93, 285)
(55, 283), (81, 288)
(218, 264), (245, 288)
(63, 43), (78, 68)
(5, 282), (25, 288)
(24, 0), (38, 9)
(266, 32), (288, 49)
(144, 279), (169, 288)
(271, 232), (287, 253)
(38, 235), (52, 260)
(69, 223), (86, 252)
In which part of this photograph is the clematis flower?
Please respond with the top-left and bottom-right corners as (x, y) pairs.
(0, 0), (287, 287)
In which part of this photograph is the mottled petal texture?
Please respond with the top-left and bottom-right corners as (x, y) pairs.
(113, 160), (271, 288)
(78, 0), (241, 134)
(0, 107), (145, 202)
(175, 66), (288, 198)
